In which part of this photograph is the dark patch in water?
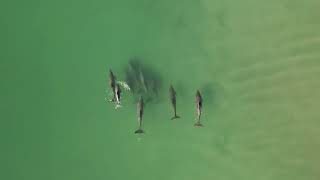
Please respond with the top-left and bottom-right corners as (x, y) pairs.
(200, 82), (225, 107)
(125, 57), (163, 104)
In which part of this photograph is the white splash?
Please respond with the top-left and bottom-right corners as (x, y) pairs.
(115, 104), (122, 109)
(105, 90), (114, 102)
(117, 81), (131, 91)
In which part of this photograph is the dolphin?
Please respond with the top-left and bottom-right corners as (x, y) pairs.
(169, 85), (180, 120)
(108, 69), (116, 102)
(114, 83), (122, 109)
(194, 90), (203, 127)
(135, 96), (144, 134)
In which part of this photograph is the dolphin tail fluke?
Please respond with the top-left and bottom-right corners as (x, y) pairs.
(115, 104), (122, 109)
(171, 115), (180, 120)
(134, 129), (144, 134)
(194, 122), (203, 127)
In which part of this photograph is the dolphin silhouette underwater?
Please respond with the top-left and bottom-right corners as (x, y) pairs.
(135, 96), (145, 134)
(169, 85), (180, 120)
(194, 90), (203, 127)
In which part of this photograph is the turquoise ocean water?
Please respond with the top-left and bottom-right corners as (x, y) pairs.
(1, 0), (320, 179)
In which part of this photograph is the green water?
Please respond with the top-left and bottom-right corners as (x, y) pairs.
(1, 0), (320, 179)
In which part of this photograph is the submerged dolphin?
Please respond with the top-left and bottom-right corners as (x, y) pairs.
(194, 90), (203, 127)
(169, 85), (180, 120)
(114, 83), (122, 109)
(135, 96), (144, 134)
(108, 69), (116, 102)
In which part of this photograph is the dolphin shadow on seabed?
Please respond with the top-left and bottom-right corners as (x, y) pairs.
(200, 82), (225, 107)
(124, 57), (163, 104)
